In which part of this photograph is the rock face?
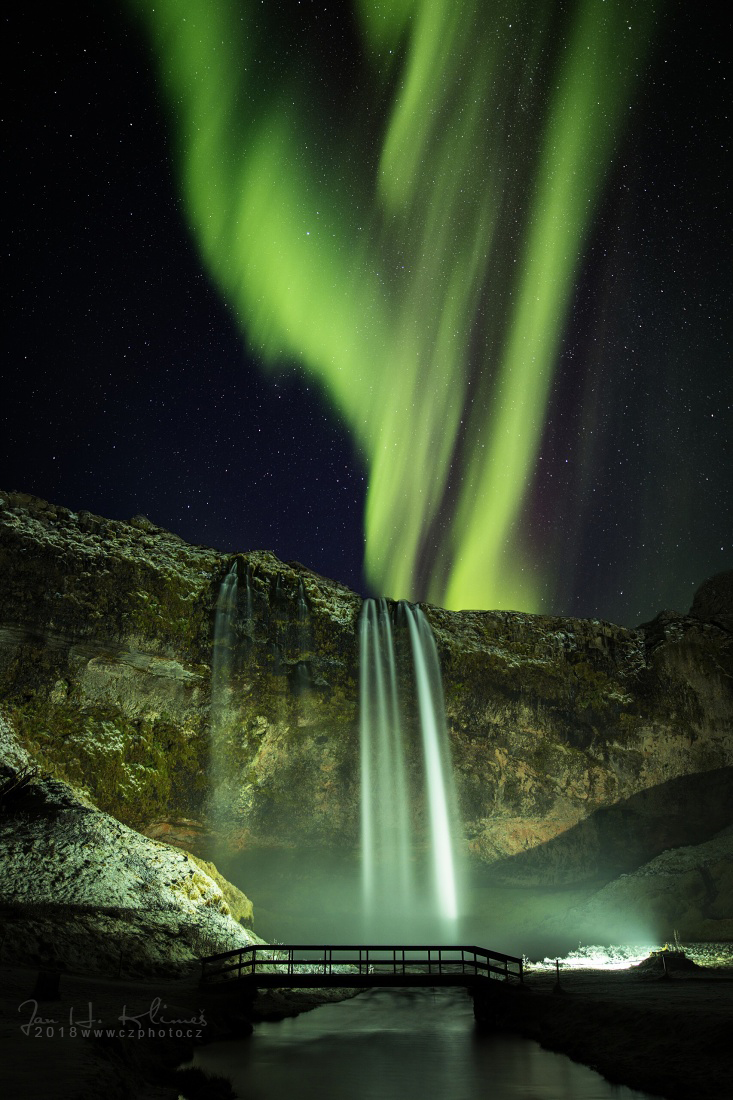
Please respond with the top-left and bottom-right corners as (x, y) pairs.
(1, 491), (732, 933)
(0, 712), (258, 976)
(539, 826), (733, 945)
(0, 491), (362, 854)
(433, 603), (732, 879)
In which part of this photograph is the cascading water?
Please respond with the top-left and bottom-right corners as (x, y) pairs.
(297, 577), (308, 629)
(244, 564), (253, 621)
(403, 604), (461, 925)
(209, 561), (239, 818)
(360, 599), (414, 928)
(212, 560), (238, 696)
(360, 598), (462, 938)
(295, 576), (311, 693)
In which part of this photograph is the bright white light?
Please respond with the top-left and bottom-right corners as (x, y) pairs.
(530, 944), (656, 971)
(530, 943), (733, 971)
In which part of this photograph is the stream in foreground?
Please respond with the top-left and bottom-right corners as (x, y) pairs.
(188, 986), (657, 1100)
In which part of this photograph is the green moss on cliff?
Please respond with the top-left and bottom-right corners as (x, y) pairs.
(129, 574), (212, 655)
(8, 699), (207, 829)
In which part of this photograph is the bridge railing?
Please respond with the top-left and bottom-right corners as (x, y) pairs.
(201, 944), (523, 986)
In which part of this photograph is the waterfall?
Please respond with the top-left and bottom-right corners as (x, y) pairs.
(244, 564), (253, 621)
(296, 576), (310, 657)
(210, 561), (239, 816)
(212, 561), (238, 697)
(403, 604), (460, 924)
(297, 577), (308, 625)
(360, 598), (461, 936)
(359, 599), (413, 926)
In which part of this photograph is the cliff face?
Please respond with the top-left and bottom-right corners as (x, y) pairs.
(0, 710), (257, 975)
(0, 491), (362, 853)
(434, 604), (732, 879)
(1, 491), (731, 897)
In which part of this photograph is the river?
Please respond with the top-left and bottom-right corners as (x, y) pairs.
(188, 986), (657, 1100)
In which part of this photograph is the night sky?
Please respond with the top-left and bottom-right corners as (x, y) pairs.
(4, 1), (730, 627)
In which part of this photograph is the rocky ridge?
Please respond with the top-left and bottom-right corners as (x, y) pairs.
(1, 490), (732, 942)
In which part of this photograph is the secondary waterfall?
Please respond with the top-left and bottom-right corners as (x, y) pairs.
(210, 561), (239, 816)
(360, 598), (461, 936)
(212, 560), (238, 699)
(244, 564), (253, 621)
(295, 576), (311, 693)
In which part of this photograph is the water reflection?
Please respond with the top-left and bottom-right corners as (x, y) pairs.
(190, 988), (655, 1100)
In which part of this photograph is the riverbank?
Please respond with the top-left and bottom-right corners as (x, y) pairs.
(498, 961), (733, 1100)
(0, 963), (356, 1099)
(1, 964), (205, 1099)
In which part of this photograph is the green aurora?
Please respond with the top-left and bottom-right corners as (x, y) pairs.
(126, 0), (660, 612)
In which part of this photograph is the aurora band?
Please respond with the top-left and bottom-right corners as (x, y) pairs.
(125, 0), (659, 612)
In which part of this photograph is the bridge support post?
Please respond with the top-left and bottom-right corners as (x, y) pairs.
(471, 984), (502, 1031)
(471, 981), (526, 1032)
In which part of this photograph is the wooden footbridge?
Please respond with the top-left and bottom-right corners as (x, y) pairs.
(200, 944), (524, 990)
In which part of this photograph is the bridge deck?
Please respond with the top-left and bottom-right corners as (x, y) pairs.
(200, 944), (524, 989)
